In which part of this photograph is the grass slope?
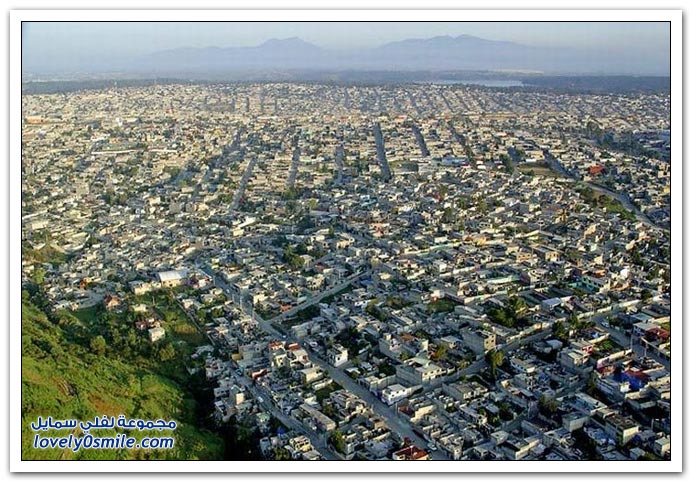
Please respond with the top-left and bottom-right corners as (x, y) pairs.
(21, 294), (223, 460)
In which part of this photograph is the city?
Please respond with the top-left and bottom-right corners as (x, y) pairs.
(21, 81), (672, 462)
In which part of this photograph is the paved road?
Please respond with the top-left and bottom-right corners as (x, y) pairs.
(238, 377), (338, 460)
(590, 313), (671, 371)
(203, 264), (563, 461)
(231, 157), (257, 211)
(204, 264), (448, 459)
(270, 270), (371, 323)
(544, 153), (667, 232)
(373, 122), (392, 182)
(305, 348), (449, 461)
(286, 147), (301, 190)
(444, 328), (552, 385)
(199, 264), (343, 458)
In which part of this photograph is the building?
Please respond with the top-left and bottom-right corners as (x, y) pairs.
(560, 348), (591, 374)
(381, 383), (417, 406)
(299, 367), (323, 385)
(604, 413), (640, 445)
(327, 344), (349, 367)
(654, 436), (670, 457)
(463, 329), (496, 355)
(391, 445), (430, 461)
(396, 357), (447, 386)
(148, 326), (166, 342)
(103, 294), (121, 311)
(443, 381), (488, 402)
(156, 269), (188, 288)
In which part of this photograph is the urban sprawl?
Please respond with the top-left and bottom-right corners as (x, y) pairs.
(22, 82), (671, 461)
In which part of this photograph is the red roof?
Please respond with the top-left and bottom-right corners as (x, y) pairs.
(625, 369), (649, 382)
(393, 445), (429, 461)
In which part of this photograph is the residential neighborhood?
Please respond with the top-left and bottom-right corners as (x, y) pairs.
(21, 81), (671, 462)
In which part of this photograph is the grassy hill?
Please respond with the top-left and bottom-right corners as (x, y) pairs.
(21, 290), (224, 460)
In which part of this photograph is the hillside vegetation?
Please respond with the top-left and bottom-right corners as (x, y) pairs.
(21, 290), (224, 460)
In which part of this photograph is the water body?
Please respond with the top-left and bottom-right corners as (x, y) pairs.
(419, 79), (524, 87)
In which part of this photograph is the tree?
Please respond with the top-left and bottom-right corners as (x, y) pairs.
(507, 296), (527, 319)
(273, 447), (292, 460)
(31, 266), (46, 287)
(485, 349), (505, 380)
(552, 320), (569, 342)
(432, 344), (447, 361)
(586, 372), (598, 396)
(538, 395), (559, 418)
(89, 335), (107, 356)
(442, 207), (454, 223)
(158, 343), (177, 362)
(329, 430), (346, 454)
(55, 310), (79, 328)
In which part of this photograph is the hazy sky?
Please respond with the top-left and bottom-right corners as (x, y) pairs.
(22, 21), (670, 74)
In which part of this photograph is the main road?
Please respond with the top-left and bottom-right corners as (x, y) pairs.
(201, 263), (448, 459)
(201, 264), (558, 460)
(544, 152), (667, 232)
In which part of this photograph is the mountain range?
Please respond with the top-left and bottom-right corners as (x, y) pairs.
(23, 34), (671, 78)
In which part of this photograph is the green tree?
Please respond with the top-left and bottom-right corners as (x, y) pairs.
(31, 266), (46, 286)
(585, 372), (598, 396)
(432, 344), (447, 361)
(329, 430), (346, 454)
(89, 335), (107, 356)
(538, 395), (559, 418)
(507, 296), (527, 318)
(485, 349), (505, 380)
(274, 447), (292, 460)
(158, 343), (177, 362)
(552, 320), (569, 342)
(442, 207), (454, 223)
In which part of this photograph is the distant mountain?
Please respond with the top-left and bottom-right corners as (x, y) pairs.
(23, 34), (671, 78)
(362, 34), (553, 71)
(135, 37), (330, 73)
(133, 35), (545, 73)
(132, 34), (595, 75)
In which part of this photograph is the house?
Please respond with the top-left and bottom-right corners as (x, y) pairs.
(443, 381), (488, 402)
(391, 445), (430, 461)
(148, 326), (166, 342)
(654, 436), (670, 457)
(103, 294), (121, 311)
(381, 383), (417, 406)
(463, 329), (496, 355)
(604, 413), (640, 445)
(560, 348), (591, 374)
(156, 269), (188, 288)
(129, 280), (153, 295)
(327, 344), (349, 367)
(396, 357), (447, 386)
(299, 367), (323, 385)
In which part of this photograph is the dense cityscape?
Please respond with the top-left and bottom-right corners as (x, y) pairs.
(22, 81), (671, 462)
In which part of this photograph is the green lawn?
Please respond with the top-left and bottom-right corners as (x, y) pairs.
(427, 298), (459, 313)
(23, 243), (70, 266)
(314, 382), (342, 403)
(132, 290), (205, 348)
(71, 305), (102, 327)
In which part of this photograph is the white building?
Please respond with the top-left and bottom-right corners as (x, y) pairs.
(381, 383), (417, 405)
(327, 344), (349, 367)
(148, 326), (166, 342)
